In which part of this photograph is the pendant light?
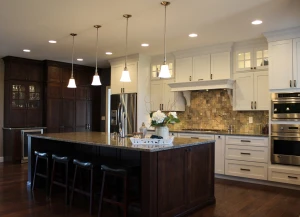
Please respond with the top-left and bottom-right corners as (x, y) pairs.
(120, 14), (132, 82)
(159, 1), (171, 78)
(91, 25), (102, 86)
(67, 33), (77, 88)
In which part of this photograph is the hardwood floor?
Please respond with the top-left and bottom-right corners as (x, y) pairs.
(1, 163), (300, 217)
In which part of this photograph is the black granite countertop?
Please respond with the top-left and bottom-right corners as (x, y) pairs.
(29, 132), (215, 152)
(148, 129), (269, 137)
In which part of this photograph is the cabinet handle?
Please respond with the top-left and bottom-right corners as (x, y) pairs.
(240, 152), (251, 155)
(198, 79), (203, 81)
(254, 101), (257, 109)
(162, 104), (164, 110)
(218, 136), (221, 139)
(290, 80), (292, 87)
(191, 137), (199, 139)
(254, 67), (256, 70)
(288, 176), (298, 179)
(241, 140), (251, 142)
(210, 74), (213, 80)
(240, 168), (251, 171)
(251, 101), (253, 109)
(294, 80), (297, 88)
(189, 76), (192, 81)
(251, 67), (253, 70)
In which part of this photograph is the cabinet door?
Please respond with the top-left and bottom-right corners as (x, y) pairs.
(47, 98), (62, 132)
(62, 84), (75, 99)
(162, 79), (175, 111)
(293, 38), (300, 88)
(157, 148), (187, 217)
(76, 100), (87, 132)
(176, 57), (193, 82)
(62, 99), (75, 132)
(236, 50), (252, 72)
(193, 54), (211, 81)
(124, 62), (138, 93)
(211, 52), (231, 79)
(253, 71), (269, 110)
(47, 66), (62, 83)
(234, 72), (254, 110)
(269, 40), (293, 89)
(188, 143), (214, 208)
(215, 135), (225, 174)
(47, 83), (62, 98)
(253, 48), (269, 71)
(150, 80), (163, 111)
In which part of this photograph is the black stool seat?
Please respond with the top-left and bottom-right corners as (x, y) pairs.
(52, 154), (71, 162)
(73, 159), (94, 169)
(101, 165), (127, 175)
(34, 151), (49, 158)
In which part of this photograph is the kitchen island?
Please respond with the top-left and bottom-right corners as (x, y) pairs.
(28, 132), (215, 217)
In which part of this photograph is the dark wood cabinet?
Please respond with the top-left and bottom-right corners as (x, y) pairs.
(156, 143), (215, 217)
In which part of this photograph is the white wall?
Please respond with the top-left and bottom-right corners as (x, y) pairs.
(0, 59), (4, 161)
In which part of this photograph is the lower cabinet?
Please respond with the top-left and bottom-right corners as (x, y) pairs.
(268, 166), (300, 185)
(157, 143), (214, 217)
(215, 135), (225, 174)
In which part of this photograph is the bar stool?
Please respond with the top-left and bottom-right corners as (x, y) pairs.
(49, 154), (72, 204)
(32, 151), (51, 196)
(70, 159), (94, 215)
(98, 164), (139, 217)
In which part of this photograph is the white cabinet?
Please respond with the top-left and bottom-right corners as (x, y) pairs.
(150, 79), (185, 112)
(234, 71), (269, 111)
(111, 62), (138, 94)
(151, 62), (174, 80)
(268, 166), (300, 186)
(293, 38), (300, 88)
(269, 39), (294, 90)
(193, 54), (211, 81)
(177, 133), (215, 140)
(235, 48), (268, 72)
(176, 57), (193, 82)
(211, 52), (231, 79)
(215, 135), (225, 175)
(175, 52), (231, 83)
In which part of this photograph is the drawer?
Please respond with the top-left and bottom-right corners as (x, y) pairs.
(225, 160), (268, 180)
(178, 133), (214, 140)
(225, 145), (268, 163)
(226, 136), (268, 147)
(268, 167), (300, 185)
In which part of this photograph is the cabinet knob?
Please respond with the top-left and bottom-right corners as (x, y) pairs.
(294, 80), (297, 87)
(290, 80), (292, 87)
(189, 76), (192, 81)
(254, 67), (256, 70)
(251, 67), (253, 70)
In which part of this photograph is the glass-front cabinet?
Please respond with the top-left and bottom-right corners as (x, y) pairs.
(151, 62), (174, 79)
(236, 48), (268, 72)
(11, 82), (41, 109)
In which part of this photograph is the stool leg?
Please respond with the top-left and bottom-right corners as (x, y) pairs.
(98, 171), (106, 217)
(123, 175), (128, 217)
(70, 165), (78, 208)
(49, 160), (56, 199)
(46, 157), (50, 198)
(89, 168), (94, 215)
(65, 162), (69, 205)
(32, 155), (39, 191)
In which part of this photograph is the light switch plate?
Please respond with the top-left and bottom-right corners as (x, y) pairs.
(249, 117), (253, 124)
(101, 116), (106, 121)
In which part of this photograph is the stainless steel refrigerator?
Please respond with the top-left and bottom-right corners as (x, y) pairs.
(110, 93), (137, 137)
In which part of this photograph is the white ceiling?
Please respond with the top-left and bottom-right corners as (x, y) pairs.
(0, 0), (300, 67)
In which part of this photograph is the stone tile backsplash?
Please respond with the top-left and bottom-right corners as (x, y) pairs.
(169, 90), (269, 133)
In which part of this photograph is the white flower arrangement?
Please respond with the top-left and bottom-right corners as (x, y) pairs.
(150, 110), (180, 127)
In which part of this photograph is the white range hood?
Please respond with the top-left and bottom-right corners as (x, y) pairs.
(168, 79), (235, 92)
(168, 79), (235, 106)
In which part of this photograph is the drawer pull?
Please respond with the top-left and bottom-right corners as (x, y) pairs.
(191, 137), (199, 139)
(241, 140), (251, 143)
(240, 168), (251, 172)
(240, 152), (251, 155)
(288, 176), (298, 179)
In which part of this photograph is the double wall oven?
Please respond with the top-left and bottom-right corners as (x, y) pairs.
(271, 93), (300, 166)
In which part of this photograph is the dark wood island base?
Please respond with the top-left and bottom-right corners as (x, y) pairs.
(28, 132), (215, 217)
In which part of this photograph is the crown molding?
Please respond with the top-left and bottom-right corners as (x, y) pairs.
(264, 26), (300, 42)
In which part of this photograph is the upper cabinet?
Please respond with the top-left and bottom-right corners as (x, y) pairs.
(235, 48), (268, 72)
(110, 62), (138, 94)
(175, 51), (231, 83)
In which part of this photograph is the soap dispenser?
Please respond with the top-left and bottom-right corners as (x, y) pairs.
(139, 122), (147, 138)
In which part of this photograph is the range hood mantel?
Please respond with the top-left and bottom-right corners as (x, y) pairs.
(168, 79), (235, 92)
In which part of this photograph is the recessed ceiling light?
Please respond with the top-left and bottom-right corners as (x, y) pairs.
(189, 33), (198, 38)
(23, 49), (31, 52)
(106, 52), (113, 55)
(141, 43), (149, 47)
(49, 40), (57, 43)
(251, 20), (263, 25)
(77, 58), (83, 61)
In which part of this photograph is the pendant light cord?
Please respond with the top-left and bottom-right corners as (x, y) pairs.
(125, 16), (129, 70)
(71, 35), (75, 78)
(164, 4), (167, 64)
(95, 27), (99, 74)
